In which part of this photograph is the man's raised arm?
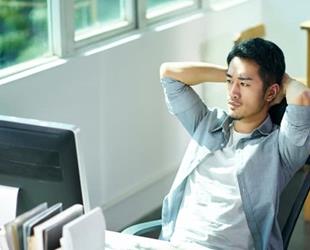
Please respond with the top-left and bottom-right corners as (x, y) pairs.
(160, 62), (227, 85)
(282, 74), (310, 106)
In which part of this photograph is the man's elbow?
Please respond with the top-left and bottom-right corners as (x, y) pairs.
(160, 62), (173, 79)
(295, 89), (310, 106)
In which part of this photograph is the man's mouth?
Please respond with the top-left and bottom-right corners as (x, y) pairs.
(228, 100), (241, 109)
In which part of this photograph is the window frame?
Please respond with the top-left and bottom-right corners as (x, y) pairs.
(206, 0), (249, 11)
(141, 0), (201, 26)
(0, 0), (249, 80)
(49, 0), (137, 56)
(73, 0), (137, 50)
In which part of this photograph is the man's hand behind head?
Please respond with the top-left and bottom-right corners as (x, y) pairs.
(270, 73), (289, 106)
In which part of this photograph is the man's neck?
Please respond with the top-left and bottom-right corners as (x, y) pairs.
(233, 113), (268, 133)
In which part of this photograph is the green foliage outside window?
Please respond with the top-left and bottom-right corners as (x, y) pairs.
(0, 0), (124, 69)
(0, 0), (49, 69)
(0, 0), (197, 71)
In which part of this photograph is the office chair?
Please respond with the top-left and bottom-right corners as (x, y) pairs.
(122, 99), (310, 250)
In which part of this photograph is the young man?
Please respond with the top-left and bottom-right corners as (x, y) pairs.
(160, 38), (310, 250)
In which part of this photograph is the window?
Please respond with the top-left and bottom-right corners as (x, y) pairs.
(0, 0), (50, 70)
(146, 0), (199, 22)
(74, 0), (135, 42)
(1, 0), (210, 75)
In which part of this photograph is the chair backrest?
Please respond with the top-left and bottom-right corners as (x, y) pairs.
(278, 165), (310, 250)
(233, 23), (266, 45)
(270, 99), (310, 249)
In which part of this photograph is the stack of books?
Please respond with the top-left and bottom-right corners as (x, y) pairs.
(0, 204), (106, 250)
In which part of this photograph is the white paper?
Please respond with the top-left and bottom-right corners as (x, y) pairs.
(0, 185), (19, 227)
(0, 227), (9, 250)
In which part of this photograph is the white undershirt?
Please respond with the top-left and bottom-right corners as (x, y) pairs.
(170, 128), (255, 250)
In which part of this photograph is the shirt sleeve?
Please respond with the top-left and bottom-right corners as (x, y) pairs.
(278, 105), (310, 176)
(161, 77), (209, 136)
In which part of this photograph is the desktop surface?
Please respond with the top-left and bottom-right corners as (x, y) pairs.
(105, 231), (209, 250)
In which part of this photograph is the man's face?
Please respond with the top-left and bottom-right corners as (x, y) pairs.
(226, 57), (269, 122)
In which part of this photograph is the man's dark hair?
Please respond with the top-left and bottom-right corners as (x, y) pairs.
(227, 38), (285, 91)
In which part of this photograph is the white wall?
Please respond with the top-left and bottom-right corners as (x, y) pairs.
(202, 0), (263, 109)
(0, 0), (271, 231)
(262, 0), (310, 78)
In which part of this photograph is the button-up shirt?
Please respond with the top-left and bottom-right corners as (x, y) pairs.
(160, 77), (310, 250)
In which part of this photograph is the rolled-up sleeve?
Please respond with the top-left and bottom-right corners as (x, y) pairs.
(161, 77), (208, 135)
(279, 105), (310, 174)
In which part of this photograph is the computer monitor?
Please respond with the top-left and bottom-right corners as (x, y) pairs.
(0, 115), (90, 215)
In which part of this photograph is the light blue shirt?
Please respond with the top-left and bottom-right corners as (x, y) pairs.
(160, 77), (310, 250)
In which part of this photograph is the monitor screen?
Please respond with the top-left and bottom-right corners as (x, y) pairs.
(0, 115), (89, 215)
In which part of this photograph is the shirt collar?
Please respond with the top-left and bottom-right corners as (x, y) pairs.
(209, 114), (274, 136)
(251, 115), (274, 137)
(209, 115), (233, 134)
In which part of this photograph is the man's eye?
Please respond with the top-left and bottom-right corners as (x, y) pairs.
(226, 79), (232, 84)
(241, 82), (249, 87)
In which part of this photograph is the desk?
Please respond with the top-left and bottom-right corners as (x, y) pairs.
(105, 231), (208, 250)
(54, 230), (210, 250)
(1, 228), (208, 250)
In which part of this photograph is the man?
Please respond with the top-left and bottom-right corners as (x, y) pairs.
(160, 38), (310, 250)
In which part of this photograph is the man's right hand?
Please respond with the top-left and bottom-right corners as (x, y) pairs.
(281, 73), (310, 105)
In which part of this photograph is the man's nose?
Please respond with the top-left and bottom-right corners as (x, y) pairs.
(229, 82), (241, 99)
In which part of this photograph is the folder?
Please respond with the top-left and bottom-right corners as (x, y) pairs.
(4, 203), (48, 250)
(32, 204), (83, 250)
(23, 203), (62, 250)
(0, 227), (9, 250)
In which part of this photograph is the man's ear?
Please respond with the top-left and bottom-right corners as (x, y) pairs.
(265, 84), (280, 102)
